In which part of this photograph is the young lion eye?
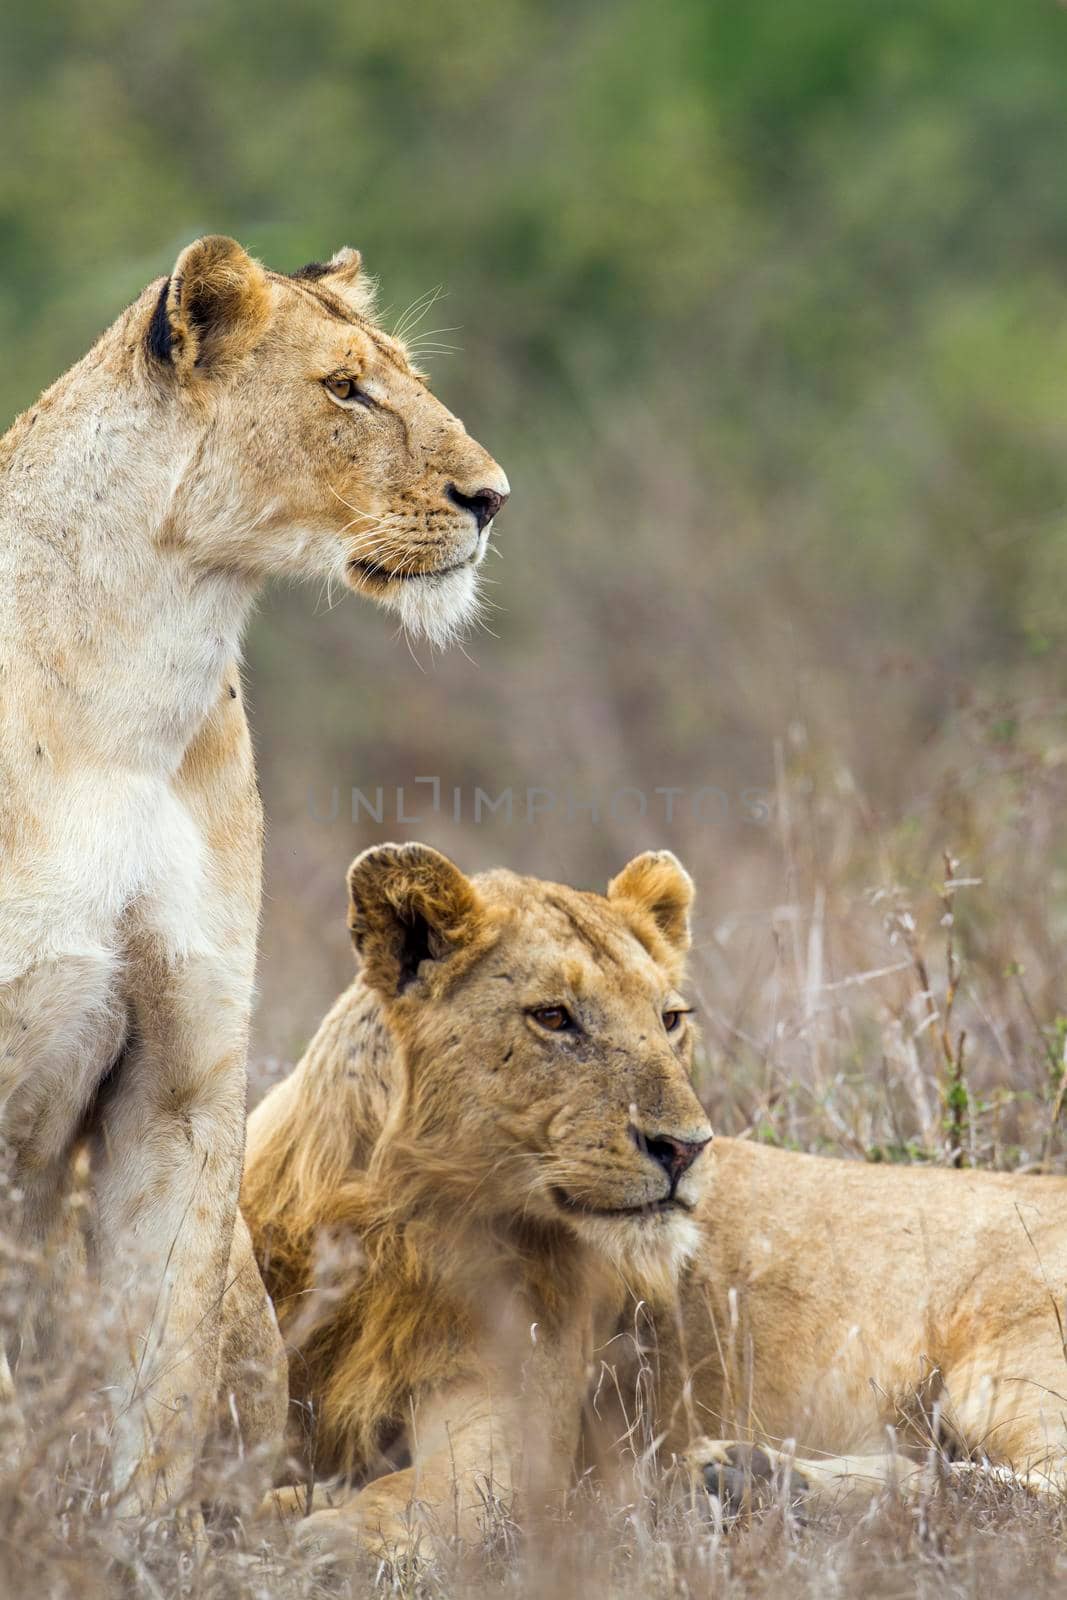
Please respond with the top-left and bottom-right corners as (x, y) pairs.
(530, 1005), (573, 1033)
(663, 1008), (690, 1033)
(323, 374), (369, 404)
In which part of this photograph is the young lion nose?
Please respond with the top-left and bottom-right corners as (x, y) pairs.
(446, 483), (508, 532)
(633, 1127), (712, 1188)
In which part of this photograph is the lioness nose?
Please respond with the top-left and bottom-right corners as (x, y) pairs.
(447, 483), (508, 532)
(634, 1128), (711, 1186)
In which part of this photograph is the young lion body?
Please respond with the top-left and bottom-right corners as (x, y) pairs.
(244, 845), (711, 1552)
(246, 847), (1067, 1557)
(0, 239), (507, 1504)
(662, 1138), (1067, 1503)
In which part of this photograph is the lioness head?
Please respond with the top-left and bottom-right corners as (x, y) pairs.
(347, 843), (713, 1290)
(142, 235), (508, 644)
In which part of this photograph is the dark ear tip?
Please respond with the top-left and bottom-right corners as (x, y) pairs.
(348, 840), (416, 875)
(186, 232), (245, 262)
(346, 841), (438, 902)
(348, 841), (451, 878)
(145, 277), (173, 363)
(169, 235), (248, 288)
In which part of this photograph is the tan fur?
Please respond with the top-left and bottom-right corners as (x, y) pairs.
(247, 848), (1067, 1556)
(0, 237), (507, 1506)
(664, 1138), (1067, 1509)
(243, 845), (711, 1553)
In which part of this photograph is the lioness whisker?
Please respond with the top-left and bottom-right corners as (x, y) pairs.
(392, 283), (446, 344)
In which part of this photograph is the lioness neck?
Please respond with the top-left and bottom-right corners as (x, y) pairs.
(0, 319), (257, 776)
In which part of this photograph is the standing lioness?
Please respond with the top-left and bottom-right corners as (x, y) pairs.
(0, 237), (508, 1505)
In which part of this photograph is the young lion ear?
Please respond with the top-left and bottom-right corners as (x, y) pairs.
(147, 235), (269, 377)
(347, 843), (484, 997)
(607, 850), (695, 954)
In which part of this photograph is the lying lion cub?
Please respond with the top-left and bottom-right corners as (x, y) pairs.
(245, 845), (1067, 1556)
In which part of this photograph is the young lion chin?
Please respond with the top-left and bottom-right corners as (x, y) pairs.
(243, 842), (713, 1556)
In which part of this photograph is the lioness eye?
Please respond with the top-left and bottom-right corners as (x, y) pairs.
(663, 1009), (688, 1032)
(530, 1005), (573, 1033)
(323, 374), (367, 403)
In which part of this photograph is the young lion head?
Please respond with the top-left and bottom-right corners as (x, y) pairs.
(347, 843), (713, 1292)
(139, 234), (508, 644)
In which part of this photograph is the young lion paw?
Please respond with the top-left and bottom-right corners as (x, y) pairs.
(262, 1483), (315, 1519)
(686, 1438), (810, 1520)
(265, 1491), (427, 1570)
(291, 1507), (371, 1563)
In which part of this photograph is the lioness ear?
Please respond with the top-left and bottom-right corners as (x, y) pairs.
(607, 850), (694, 954)
(147, 235), (269, 377)
(324, 245), (376, 315)
(347, 843), (484, 997)
(326, 246), (363, 285)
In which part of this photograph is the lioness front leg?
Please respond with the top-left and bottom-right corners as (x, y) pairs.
(91, 675), (274, 1509)
(214, 1211), (288, 1482)
(93, 947), (249, 1508)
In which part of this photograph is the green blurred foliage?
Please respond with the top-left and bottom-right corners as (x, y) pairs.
(5, 0), (1066, 646)
(4, 0), (1067, 1053)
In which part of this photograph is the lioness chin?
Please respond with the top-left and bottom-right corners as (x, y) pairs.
(0, 237), (507, 1507)
(245, 845), (1067, 1561)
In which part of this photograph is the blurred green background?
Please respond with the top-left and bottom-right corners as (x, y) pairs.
(5, 0), (1067, 1078)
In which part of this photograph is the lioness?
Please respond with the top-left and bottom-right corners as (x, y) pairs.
(0, 239), (508, 1505)
(245, 844), (1067, 1557)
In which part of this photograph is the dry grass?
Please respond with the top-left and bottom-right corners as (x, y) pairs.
(688, 698), (1067, 1179)
(2, 1394), (1066, 1599)
(5, 724), (1067, 1598)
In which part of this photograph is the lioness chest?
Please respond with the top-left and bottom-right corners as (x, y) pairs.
(0, 749), (248, 1156)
